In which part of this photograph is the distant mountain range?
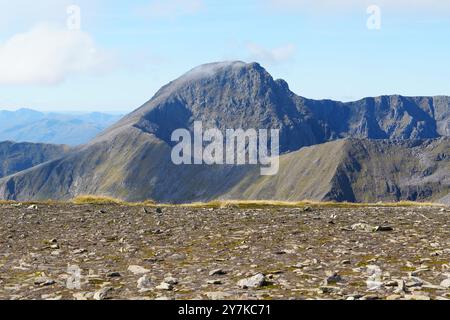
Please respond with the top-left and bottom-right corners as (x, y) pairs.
(0, 62), (448, 204)
(0, 109), (123, 145)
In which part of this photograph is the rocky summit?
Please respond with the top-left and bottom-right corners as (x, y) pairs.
(0, 202), (448, 300)
(0, 61), (448, 204)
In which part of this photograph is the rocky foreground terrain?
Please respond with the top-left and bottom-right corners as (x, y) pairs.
(0, 202), (449, 300)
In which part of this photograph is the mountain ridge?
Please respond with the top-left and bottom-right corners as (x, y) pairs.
(0, 61), (448, 204)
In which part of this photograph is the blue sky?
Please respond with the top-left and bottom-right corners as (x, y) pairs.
(0, 0), (449, 113)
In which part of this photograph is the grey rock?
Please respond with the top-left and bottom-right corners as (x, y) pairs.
(324, 272), (343, 285)
(127, 265), (150, 275)
(155, 282), (173, 291)
(206, 292), (232, 300)
(34, 277), (55, 286)
(351, 223), (377, 232)
(107, 272), (122, 278)
(404, 294), (431, 301)
(209, 269), (227, 276)
(237, 273), (266, 289)
(94, 287), (113, 300)
(137, 275), (152, 292)
(374, 225), (394, 232)
(163, 276), (178, 285)
(440, 278), (450, 288)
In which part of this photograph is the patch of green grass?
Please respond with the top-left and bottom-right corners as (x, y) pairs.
(2, 196), (444, 209)
(72, 195), (156, 207)
(72, 195), (129, 205)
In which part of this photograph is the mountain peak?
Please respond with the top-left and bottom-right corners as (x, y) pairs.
(166, 61), (268, 89)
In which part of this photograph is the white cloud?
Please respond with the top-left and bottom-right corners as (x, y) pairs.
(0, 24), (113, 85)
(246, 43), (296, 65)
(139, 0), (204, 19)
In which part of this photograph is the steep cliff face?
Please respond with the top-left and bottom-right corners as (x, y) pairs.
(0, 61), (448, 204)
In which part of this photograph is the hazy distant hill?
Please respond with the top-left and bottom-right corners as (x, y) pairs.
(0, 62), (448, 204)
(0, 109), (123, 145)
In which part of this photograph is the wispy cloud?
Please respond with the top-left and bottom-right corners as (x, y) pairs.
(139, 0), (204, 19)
(267, 0), (450, 13)
(0, 24), (114, 85)
(246, 43), (296, 65)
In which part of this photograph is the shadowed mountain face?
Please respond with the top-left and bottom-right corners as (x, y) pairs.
(0, 62), (449, 204)
(0, 141), (69, 178)
(97, 62), (449, 151)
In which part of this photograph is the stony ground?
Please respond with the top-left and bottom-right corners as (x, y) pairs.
(0, 203), (449, 300)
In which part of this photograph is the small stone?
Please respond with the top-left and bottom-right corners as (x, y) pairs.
(341, 260), (351, 265)
(156, 207), (163, 214)
(206, 292), (232, 300)
(167, 253), (185, 261)
(34, 277), (55, 286)
(72, 248), (87, 255)
(386, 294), (402, 300)
(351, 223), (377, 232)
(375, 225), (394, 232)
(394, 279), (406, 294)
(405, 277), (423, 288)
(94, 287), (113, 300)
(404, 294), (430, 301)
(73, 292), (89, 300)
(207, 279), (222, 285)
(163, 276), (178, 285)
(440, 278), (450, 289)
(209, 269), (227, 276)
(346, 296), (355, 300)
(237, 273), (266, 289)
(361, 295), (380, 300)
(366, 280), (383, 291)
(156, 282), (173, 291)
(137, 275), (152, 292)
(107, 272), (121, 278)
(384, 280), (398, 287)
(324, 272), (343, 285)
(42, 294), (62, 300)
(366, 265), (383, 291)
(27, 205), (38, 210)
(128, 265), (150, 275)
(50, 244), (59, 249)
(411, 267), (430, 276)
